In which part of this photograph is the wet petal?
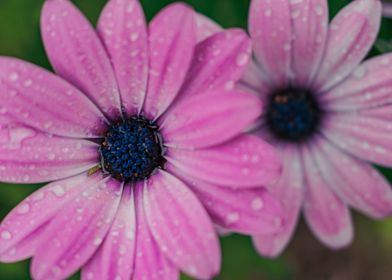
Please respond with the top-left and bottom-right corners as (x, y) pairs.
(322, 54), (392, 111)
(143, 3), (196, 120)
(0, 173), (103, 262)
(133, 183), (179, 280)
(166, 135), (281, 188)
(322, 113), (392, 166)
(249, 0), (292, 87)
(41, 0), (122, 118)
(313, 0), (381, 92)
(195, 13), (222, 42)
(0, 124), (98, 184)
(253, 146), (304, 258)
(0, 58), (107, 138)
(314, 138), (392, 218)
(97, 0), (148, 116)
(81, 187), (137, 280)
(179, 29), (251, 99)
(31, 178), (122, 280)
(290, 0), (328, 87)
(161, 90), (262, 149)
(302, 146), (353, 249)
(144, 170), (220, 279)
(174, 173), (285, 235)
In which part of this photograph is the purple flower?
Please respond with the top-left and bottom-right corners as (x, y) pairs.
(230, 0), (392, 256)
(0, 0), (284, 279)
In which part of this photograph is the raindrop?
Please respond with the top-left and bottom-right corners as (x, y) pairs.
(251, 197), (264, 210)
(1, 230), (12, 240)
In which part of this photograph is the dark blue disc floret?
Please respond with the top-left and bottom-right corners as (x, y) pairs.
(99, 116), (165, 182)
(266, 88), (322, 142)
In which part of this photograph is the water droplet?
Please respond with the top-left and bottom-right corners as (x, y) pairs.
(226, 212), (240, 223)
(8, 72), (19, 82)
(93, 237), (103, 246)
(251, 197), (264, 210)
(17, 203), (30, 214)
(130, 32), (139, 42)
(236, 53), (249, 66)
(1, 230), (12, 240)
(47, 153), (56, 160)
(265, 8), (272, 17)
(51, 185), (65, 197)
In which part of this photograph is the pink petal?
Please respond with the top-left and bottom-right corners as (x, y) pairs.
(166, 135), (281, 188)
(322, 113), (392, 166)
(253, 146), (304, 258)
(322, 54), (392, 111)
(31, 178), (123, 280)
(313, 0), (382, 92)
(41, 0), (122, 119)
(178, 29), (252, 100)
(0, 173), (103, 262)
(161, 90), (262, 149)
(143, 170), (220, 279)
(0, 123), (98, 184)
(290, 0), (328, 87)
(195, 13), (222, 42)
(142, 3), (196, 120)
(238, 59), (271, 100)
(302, 146), (353, 249)
(173, 173), (285, 235)
(248, 0), (292, 87)
(0, 57), (107, 138)
(314, 137), (392, 218)
(81, 187), (136, 280)
(361, 105), (392, 121)
(133, 183), (179, 280)
(97, 0), (148, 116)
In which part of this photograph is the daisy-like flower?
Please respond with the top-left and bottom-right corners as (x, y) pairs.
(0, 0), (284, 279)
(228, 0), (392, 256)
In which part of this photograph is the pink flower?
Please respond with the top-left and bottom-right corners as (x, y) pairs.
(0, 0), (284, 279)
(229, 0), (392, 257)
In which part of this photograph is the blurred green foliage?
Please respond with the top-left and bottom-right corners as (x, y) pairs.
(0, 0), (391, 279)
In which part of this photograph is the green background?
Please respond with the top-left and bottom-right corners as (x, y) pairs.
(0, 0), (391, 279)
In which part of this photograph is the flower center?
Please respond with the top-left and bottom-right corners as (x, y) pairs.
(99, 116), (165, 182)
(265, 88), (322, 142)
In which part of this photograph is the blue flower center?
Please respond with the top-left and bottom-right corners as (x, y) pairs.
(100, 116), (165, 182)
(266, 88), (322, 142)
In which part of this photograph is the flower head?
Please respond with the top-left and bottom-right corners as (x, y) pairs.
(233, 0), (392, 256)
(0, 0), (284, 279)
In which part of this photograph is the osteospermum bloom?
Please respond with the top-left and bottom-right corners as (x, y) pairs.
(230, 0), (392, 256)
(0, 0), (284, 279)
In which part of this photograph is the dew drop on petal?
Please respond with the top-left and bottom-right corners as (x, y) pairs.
(1, 230), (12, 240)
(251, 197), (264, 210)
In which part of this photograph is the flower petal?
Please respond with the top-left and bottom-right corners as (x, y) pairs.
(161, 90), (262, 149)
(173, 173), (285, 235)
(302, 146), (353, 249)
(142, 3), (196, 120)
(41, 0), (122, 118)
(166, 135), (281, 188)
(0, 173), (103, 262)
(290, 0), (328, 87)
(81, 187), (137, 280)
(321, 54), (392, 111)
(144, 170), (221, 279)
(314, 137), (392, 218)
(253, 146), (304, 258)
(195, 13), (222, 42)
(248, 0), (292, 87)
(132, 183), (179, 280)
(31, 178), (122, 280)
(178, 29), (252, 99)
(0, 123), (98, 184)
(313, 0), (381, 92)
(97, 0), (148, 116)
(0, 58), (107, 138)
(322, 113), (392, 166)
